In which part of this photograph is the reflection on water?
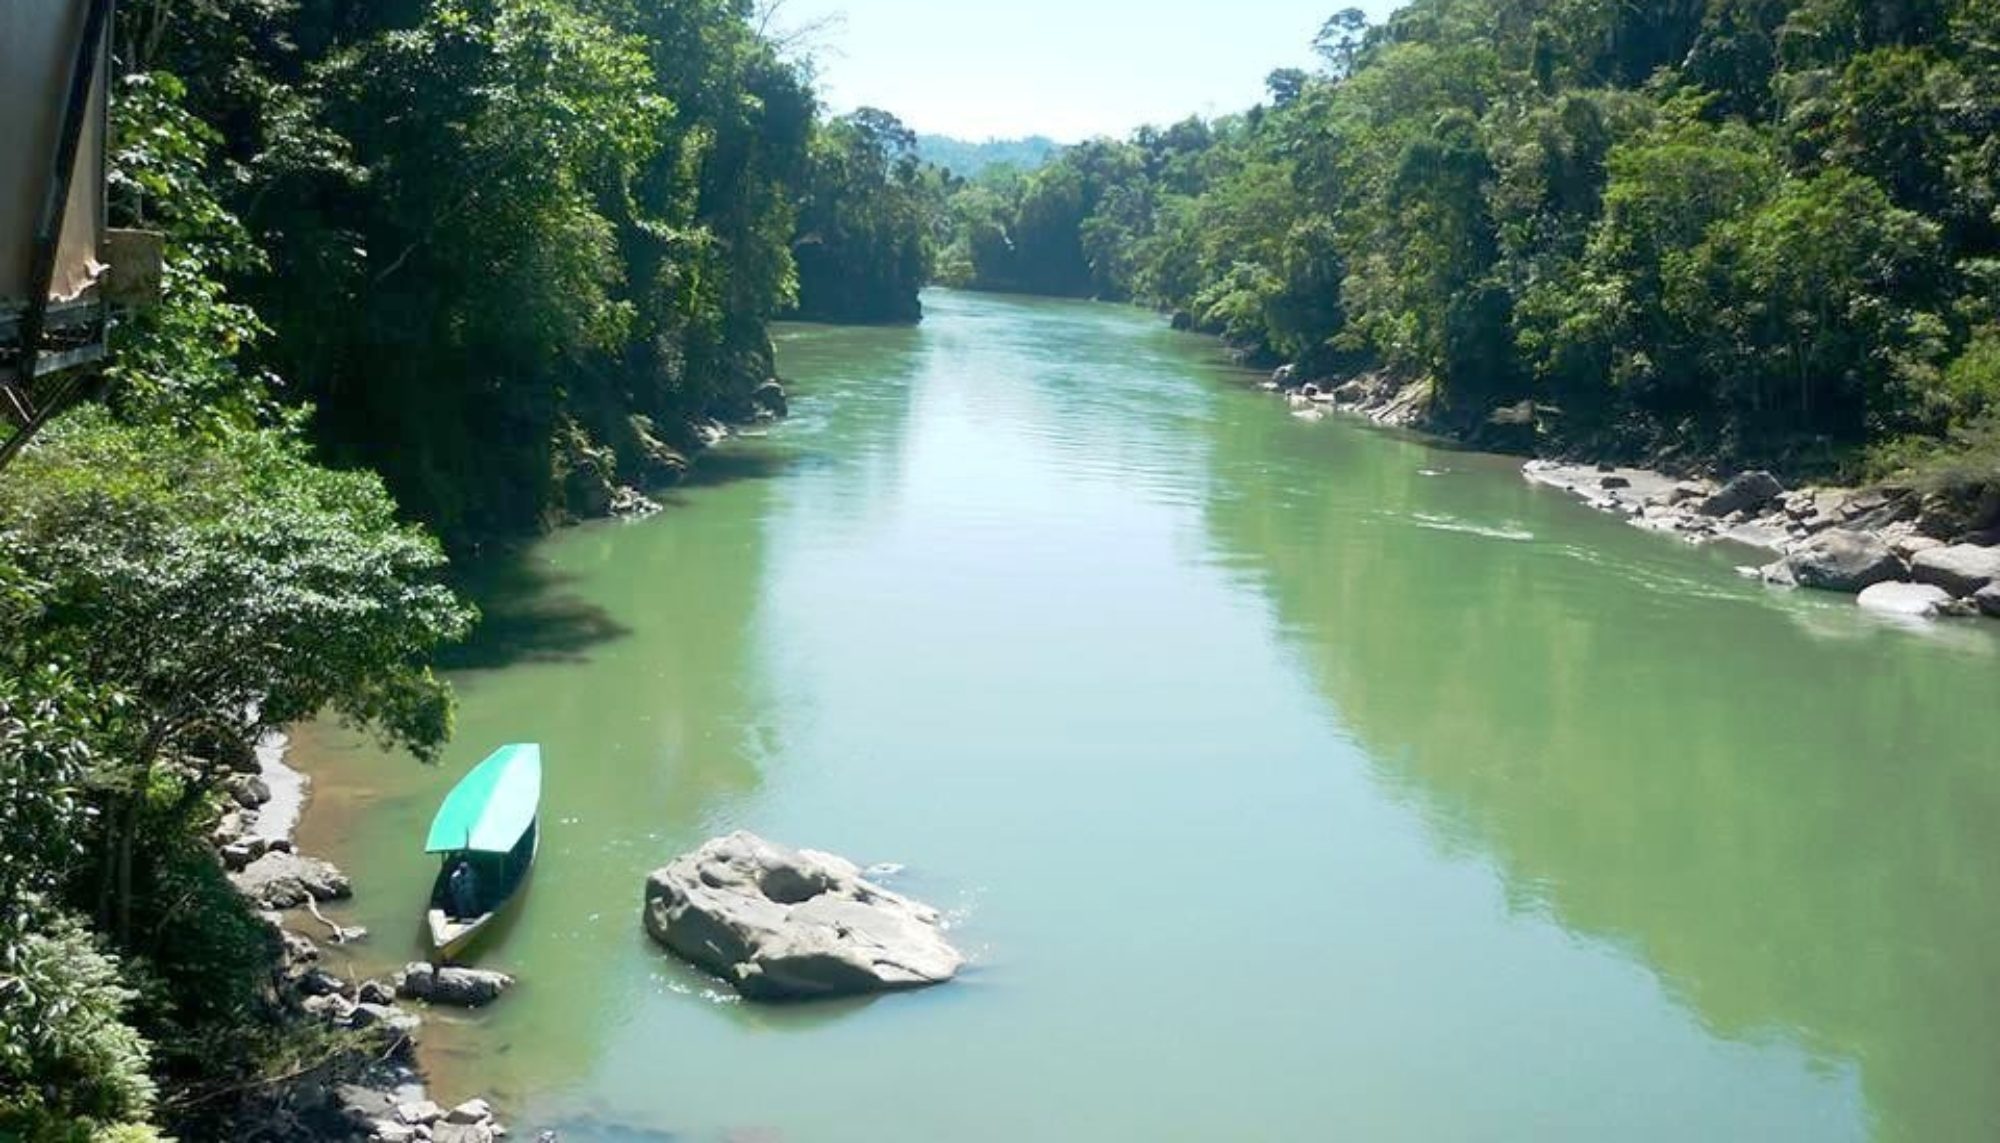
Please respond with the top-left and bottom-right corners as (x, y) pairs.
(298, 291), (2000, 1142)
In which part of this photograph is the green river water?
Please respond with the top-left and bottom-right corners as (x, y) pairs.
(299, 289), (2000, 1142)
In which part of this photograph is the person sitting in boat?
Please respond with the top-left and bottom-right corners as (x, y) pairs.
(446, 857), (482, 919)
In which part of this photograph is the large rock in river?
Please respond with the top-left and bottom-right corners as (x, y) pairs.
(1857, 581), (1961, 619)
(1978, 584), (2000, 618)
(1780, 529), (1904, 593)
(1910, 543), (2000, 597)
(642, 832), (963, 1001)
(395, 962), (514, 1008)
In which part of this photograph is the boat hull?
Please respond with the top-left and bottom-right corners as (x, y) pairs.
(425, 822), (537, 965)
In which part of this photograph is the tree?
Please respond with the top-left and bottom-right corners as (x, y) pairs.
(0, 411), (475, 942)
(1315, 8), (1370, 78)
(791, 109), (942, 322)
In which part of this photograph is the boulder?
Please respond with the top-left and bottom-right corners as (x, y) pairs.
(1332, 379), (1372, 404)
(228, 774), (273, 809)
(1857, 581), (1960, 619)
(1779, 530), (1905, 593)
(625, 414), (691, 485)
(357, 978), (397, 1006)
(1847, 489), (1920, 532)
(297, 967), (348, 998)
(642, 832), (964, 1001)
(1698, 471), (1784, 517)
(1665, 481), (1708, 507)
(395, 962), (514, 1008)
(1978, 584), (2000, 618)
(351, 1004), (420, 1056)
(608, 486), (663, 518)
(432, 1124), (496, 1143)
(1169, 310), (1194, 331)
(280, 928), (320, 969)
(396, 1100), (445, 1127)
(231, 852), (352, 909)
(1753, 560), (1797, 588)
(1910, 543), (2000, 597)
(750, 379), (789, 420)
(220, 834), (291, 872)
(1892, 534), (1944, 561)
(220, 838), (264, 871)
(446, 1099), (495, 1125)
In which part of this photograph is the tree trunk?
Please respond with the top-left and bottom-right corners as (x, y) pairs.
(115, 791), (142, 947)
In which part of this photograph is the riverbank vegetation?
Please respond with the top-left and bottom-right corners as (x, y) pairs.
(2, 1), (935, 1136)
(790, 110), (952, 324)
(942, 0), (2000, 485)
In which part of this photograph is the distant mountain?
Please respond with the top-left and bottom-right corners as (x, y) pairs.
(916, 134), (1062, 178)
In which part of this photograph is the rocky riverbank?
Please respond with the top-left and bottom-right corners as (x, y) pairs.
(566, 380), (790, 525)
(1248, 364), (2000, 622)
(215, 737), (523, 1142)
(1521, 460), (2000, 620)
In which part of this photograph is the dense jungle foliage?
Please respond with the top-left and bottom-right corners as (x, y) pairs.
(1, 2), (931, 1137)
(790, 109), (953, 324)
(943, 0), (2000, 477)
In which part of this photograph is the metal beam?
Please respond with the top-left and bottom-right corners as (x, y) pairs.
(2, 0), (114, 468)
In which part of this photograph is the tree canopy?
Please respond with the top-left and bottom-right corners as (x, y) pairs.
(943, 0), (2000, 476)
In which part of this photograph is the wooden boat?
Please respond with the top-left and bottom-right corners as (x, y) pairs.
(424, 743), (542, 963)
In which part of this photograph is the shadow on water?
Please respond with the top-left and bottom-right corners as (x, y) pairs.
(439, 550), (632, 672)
(673, 443), (798, 492)
(1192, 376), (2000, 1141)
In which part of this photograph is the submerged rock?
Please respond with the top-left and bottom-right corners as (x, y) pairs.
(395, 962), (514, 1008)
(1857, 581), (1962, 619)
(642, 831), (964, 1001)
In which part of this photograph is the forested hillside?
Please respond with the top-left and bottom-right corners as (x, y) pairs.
(946, 0), (2000, 479)
(0, 2), (930, 1138)
(915, 134), (1063, 177)
(123, 0), (946, 543)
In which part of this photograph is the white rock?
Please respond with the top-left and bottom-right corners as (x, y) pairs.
(1857, 581), (1959, 619)
(642, 832), (964, 1001)
(447, 1099), (494, 1125)
(396, 1099), (445, 1126)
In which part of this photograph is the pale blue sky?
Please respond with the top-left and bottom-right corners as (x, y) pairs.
(773, 0), (1403, 142)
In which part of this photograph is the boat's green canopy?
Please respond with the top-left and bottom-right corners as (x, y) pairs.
(425, 743), (542, 854)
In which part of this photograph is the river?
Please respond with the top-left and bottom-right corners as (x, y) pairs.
(297, 289), (2000, 1142)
